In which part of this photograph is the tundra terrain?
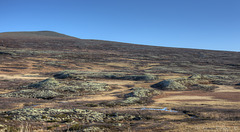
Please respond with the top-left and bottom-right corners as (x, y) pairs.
(0, 31), (240, 131)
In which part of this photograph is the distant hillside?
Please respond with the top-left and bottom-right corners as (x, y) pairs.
(0, 31), (77, 39)
(0, 31), (240, 76)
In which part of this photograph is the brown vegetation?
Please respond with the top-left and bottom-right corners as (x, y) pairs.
(0, 31), (240, 131)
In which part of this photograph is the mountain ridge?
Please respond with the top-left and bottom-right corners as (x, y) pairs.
(0, 31), (239, 53)
(0, 31), (78, 40)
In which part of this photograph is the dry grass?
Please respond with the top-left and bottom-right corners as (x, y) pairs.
(153, 85), (240, 104)
(0, 97), (48, 111)
(174, 121), (240, 132)
(58, 95), (119, 103)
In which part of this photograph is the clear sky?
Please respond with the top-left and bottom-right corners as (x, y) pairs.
(1, 0), (239, 51)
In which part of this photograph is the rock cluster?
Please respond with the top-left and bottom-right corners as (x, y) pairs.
(0, 78), (110, 99)
(83, 126), (105, 132)
(54, 70), (158, 81)
(151, 79), (187, 91)
(28, 78), (60, 89)
(151, 74), (219, 91)
(0, 89), (61, 99)
(0, 108), (142, 126)
(1, 108), (106, 123)
(122, 87), (161, 105)
(124, 87), (161, 98)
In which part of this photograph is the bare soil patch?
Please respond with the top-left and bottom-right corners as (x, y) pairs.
(0, 74), (47, 80)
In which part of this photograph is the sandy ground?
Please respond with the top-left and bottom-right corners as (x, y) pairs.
(0, 74), (47, 80)
(0, 89), (14, 94)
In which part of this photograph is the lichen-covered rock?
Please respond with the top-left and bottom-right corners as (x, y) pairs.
(189, 74), (203, 79)
(32, 90), (61, 99)
(120, 88), (161, 105)
(151, 79), (187, 90)
(54, 70), (124, 80)
(1, 108), (106, 123)
(59, 81), (110, 93)
(106, 112), (140, 121)
(0, 78), (110, 99)
(0, 89), (61, 99)
(78, 82), (110, 91)
(122, 97), (141, 104)
(28, 78), (60, 89)
(0, 124), (6, 131)
(120, 74), (158, 81)
(124, 87), (161, 98)
(54, 70), (158, 81)
(83, 126), (104, 132)
(54, 70), (86, 79)
(151, 74), (224, 91)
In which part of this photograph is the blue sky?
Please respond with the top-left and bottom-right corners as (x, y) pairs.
(1, 0), (239, 51)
